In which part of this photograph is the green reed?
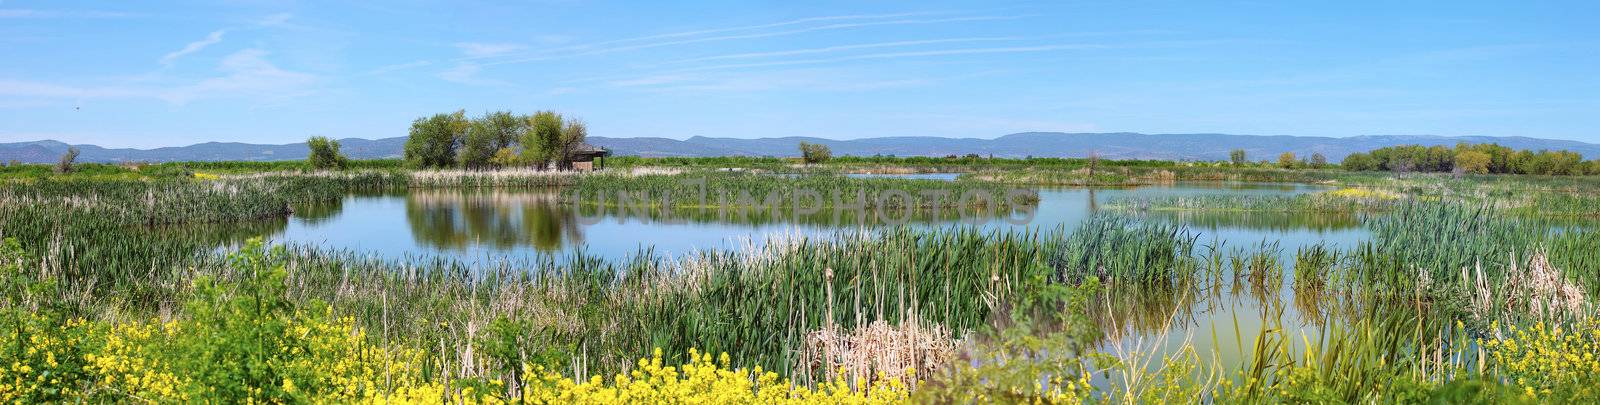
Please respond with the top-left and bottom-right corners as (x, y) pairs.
(1051, 215), (1200, 286)
(562, 170), (1038, 210)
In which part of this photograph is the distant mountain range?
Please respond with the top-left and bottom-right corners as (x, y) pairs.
(4, 133), (1598, 164)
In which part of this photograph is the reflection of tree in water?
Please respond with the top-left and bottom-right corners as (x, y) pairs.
(292, 198), (345, 225)
(1135, 210), (1361, 231)
(569, 200), (1030, 227)
(406, 190), (582, 252)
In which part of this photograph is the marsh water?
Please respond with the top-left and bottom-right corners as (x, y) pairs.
(249, 179), (1375, 374)
(272, 181), (1361, 262)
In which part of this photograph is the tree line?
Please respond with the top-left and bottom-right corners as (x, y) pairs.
(1227, 149), (1331, 169)
(403, 110), (590, 170)
(1342, 143), (1600, 175)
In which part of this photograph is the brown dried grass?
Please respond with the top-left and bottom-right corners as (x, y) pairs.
(803, 319), (958, 387)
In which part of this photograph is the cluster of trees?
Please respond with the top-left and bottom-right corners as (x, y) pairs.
(798, 142), (831, 164)
(54, 147), (80, 174)
(403, 110), (589, 170)
(1227, 149), (1331, 169)
(1342, 143), (1600, 175)
(305, 136), (349, 170)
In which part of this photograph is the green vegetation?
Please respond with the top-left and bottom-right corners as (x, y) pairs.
(402, 109), (591, 170)
(54, 146), (79, 174)
(1344, 142), (1600, 175)
(404, 110), (470, 168)
(799, 142), (832, 164)
(305, 136), (348, 170)
(3, 152), (1599, 402)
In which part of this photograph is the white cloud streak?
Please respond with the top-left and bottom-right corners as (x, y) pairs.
(479, 13), (1018, 66)
(454, 42), (526, 58)
(0, 8), (141, 18)
(161, 30), (227, 66)
(676, 44), (1110, 72)
(1, 49), (318, 104)
(437, 62), (506, 86)
(664, 37), (1026, 64)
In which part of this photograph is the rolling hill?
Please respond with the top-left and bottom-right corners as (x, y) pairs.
(3, 133), (1597, 164)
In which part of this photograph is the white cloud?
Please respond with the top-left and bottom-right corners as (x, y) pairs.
(679, 44), (1110, 72)
(162, 49), (317, 103)
(608, 69), (932, 93)
(160, 30), (227, 66)
(455, 42), (526, 58)
(0, 9), (44, 18)
(480, 12), (1017, 66)
(437, 62), (506, 86)
(0, 49), (318, 105)
(0, 8), (141, 18)
(365, 60), (432, 75)
(665, 37), (1024, 64)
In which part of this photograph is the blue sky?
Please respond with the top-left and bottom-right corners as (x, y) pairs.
(2, 1), (1597, 148)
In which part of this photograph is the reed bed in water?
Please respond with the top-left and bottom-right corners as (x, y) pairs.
(5, 210), (1227, 384)
(1051, 215), (1199, 286)
(18, 226), (1075, 382)
(1105, 190), (1407, 214)
(0, 174), (400, 281)
(560, 171), (1039, 210)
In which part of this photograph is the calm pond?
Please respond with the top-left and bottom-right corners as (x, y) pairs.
(271, 181), (1360, 262)
(254, 179), (1371, 373)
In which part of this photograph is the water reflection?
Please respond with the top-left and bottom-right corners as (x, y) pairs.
(270, 182), (1362, 262)
(406, 190), (582, 252)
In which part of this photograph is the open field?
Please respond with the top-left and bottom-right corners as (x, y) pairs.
(3, 159), (1599, 402)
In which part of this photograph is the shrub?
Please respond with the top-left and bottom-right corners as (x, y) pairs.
(54, 147), (79, 174)
(305, 136), (348, 170)
(405, 110), (469, 168)
(800, 142), (832, 164)
(521, 111), (563, 170)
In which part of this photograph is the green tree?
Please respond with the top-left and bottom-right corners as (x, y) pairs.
(1229, 149), (1247, 167)
(404, 110), (469, 168)
(305, 136), (348, 170)
(554, 118), (588, 170)
(1454, 150), (1491, 174)
(1342, 152), (1377, 171)
(520, 111), (564, 170)
(489, 147), (521, 167)
(799, 142), (832, 164)
(1277, 152), (1297, 169)
(459, 115), (500, 169)
(479, 111), (526, 150)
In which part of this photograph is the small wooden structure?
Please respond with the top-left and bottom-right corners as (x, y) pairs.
(567, 143), (611, 171)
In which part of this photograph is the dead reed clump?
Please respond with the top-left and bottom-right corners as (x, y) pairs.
(803, 319), (959, 388)
(1136, 169), (1178, 184)
(1508, 251), (1588, 320)
(1464, 251), (1589, 322)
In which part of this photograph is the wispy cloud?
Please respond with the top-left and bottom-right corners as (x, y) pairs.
(0, 8), (142, 19)
(676, 44), (1110, 72)
(1, 49), (318, 104)
(455, 42), (526, 58)
(607, 68), (943, 93)
(163, 49), (319, 103)
(365, 60), (433, 75)
(160, 30), (227, 66)
(437, 62), (506, 86)
(578, 11), (946, 48)
(480, 12), (1019, 66)
(664, 37), (1026, 64)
